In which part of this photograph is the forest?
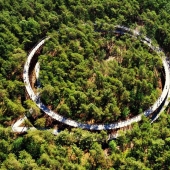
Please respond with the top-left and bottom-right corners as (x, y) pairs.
(0, 0), (170, 169)
(39, 28), (162, 123)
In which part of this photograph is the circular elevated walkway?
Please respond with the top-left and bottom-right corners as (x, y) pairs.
(23, 26), (170, 130)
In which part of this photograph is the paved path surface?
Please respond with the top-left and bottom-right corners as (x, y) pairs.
(35, 62), (40, 79)
(21, 26), (170, 131)
(12, 116), (36, 133)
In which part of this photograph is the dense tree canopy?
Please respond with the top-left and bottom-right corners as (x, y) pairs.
(0, 0), (170, 169)
(1, 114), (170, 169)
(39, 32), (161, 123)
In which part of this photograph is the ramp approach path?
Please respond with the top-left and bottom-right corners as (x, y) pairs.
(12, 116), (36, 133)
(23, 26), (170, 130)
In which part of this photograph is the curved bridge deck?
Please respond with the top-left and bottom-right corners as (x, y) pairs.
(23, 26), (170, 130)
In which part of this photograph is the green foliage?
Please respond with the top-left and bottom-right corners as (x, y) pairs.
(40, 32), (161, 122)
(0, 0), (170, 169)
(0, 115), (170, 169)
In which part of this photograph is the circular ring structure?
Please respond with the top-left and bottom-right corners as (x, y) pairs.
(23, 26), (170, 130)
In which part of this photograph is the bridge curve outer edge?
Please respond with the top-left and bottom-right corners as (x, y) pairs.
(23, 27), (170, 130)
